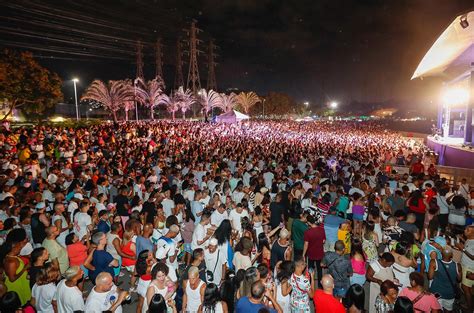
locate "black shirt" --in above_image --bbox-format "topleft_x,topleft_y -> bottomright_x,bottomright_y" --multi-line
115,194 -> 130,216
141,201 -> 156,224
270,202 -> 284,229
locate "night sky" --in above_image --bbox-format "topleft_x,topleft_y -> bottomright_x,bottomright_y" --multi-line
1,0 -> 473,110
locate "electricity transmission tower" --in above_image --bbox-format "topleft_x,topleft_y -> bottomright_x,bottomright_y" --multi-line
155,38 -> 163,79
134,40 -> 144,121
207,39 -> 218,91
174,38 -> 184,89
184,20 -> 203,116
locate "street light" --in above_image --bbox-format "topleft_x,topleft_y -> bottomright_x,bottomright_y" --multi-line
330,101 -> 338,109
72,78 -> 79,120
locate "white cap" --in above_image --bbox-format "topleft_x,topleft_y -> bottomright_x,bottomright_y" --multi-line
47,174 -> 58,184
209,238 -> 218,246
36,202 -> 46,210
74,193 -> 84,200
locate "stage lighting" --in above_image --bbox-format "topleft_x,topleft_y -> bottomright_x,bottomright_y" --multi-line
460,15 -> 469,29
330,101 -> 338,109
441,88 -> 469,106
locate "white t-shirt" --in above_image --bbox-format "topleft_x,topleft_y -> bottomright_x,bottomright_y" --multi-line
233,251 -> 251,271
161,198 -> 175,217
156,237 -> 178,271
55,279 -> 85,313
210,210 -> 228,227
74,212 -> 91,241
229,209 -> 249,232
96,202 -> 106,213
85,284 -> 122,313
191,223 -> 209,250
263,171 -> 274,189
52,214 -> 69,247
461,239 -> 474,270
204,248 -> 226,283
32,282 -> 57,313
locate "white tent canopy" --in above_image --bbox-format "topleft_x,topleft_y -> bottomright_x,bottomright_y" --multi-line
412,11 -> 474,80
215,110 -> 250,123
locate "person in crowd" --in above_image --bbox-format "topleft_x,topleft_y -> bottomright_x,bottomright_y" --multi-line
198,283 -> 228,312
0,228 -> 31,305
182,266 -> 206,313
399,272 -> 441,312
147,293 -> 177,313
85,231 -> 118,283
144,262 -> 176,313
31,262 -> 60,313
291,209 -> 308,259
42,225 -> 69,274
459,224 -> 474,312
233,236 -> 256,271
350,237 -> 367,286
204,238 -> 226,285
52,202 -> 69,247
344,283 -> 365,313
313,274 -> 345,313
367,252 -> 395,312
28,247 -> 49,289
394,296 -> 415,313
321,240 -> 352,298
289,258 -> 314,312
270,228 -> 292,269
237,267 -> 260,299
235,281 -> 282,313
302,214 -> 325,286
85,272 -> 129,313
374,280 -> 399,313
0,291 -> 35,313
55,266 -> 85,313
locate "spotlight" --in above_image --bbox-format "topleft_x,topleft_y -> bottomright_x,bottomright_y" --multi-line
460,15 -> 469,29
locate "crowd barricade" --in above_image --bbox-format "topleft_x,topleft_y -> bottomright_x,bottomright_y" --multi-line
383,164 -> 474,186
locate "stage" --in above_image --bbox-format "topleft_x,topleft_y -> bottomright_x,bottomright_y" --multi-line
427,135 -> 474,169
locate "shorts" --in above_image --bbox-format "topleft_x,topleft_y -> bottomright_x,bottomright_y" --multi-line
353,214 -> 364,221
462,266 -> 474,287
448,214 -> 466,226
80,265 -> 89,278
113,257 -> 122,277
438,298 -> 454,311
333,287 -> 347,297
184,243 -> 193,254
137,278 -> 151,298
350,273 -> 366,286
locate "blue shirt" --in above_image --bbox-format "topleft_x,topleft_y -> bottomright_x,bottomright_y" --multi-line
324,214 -> 345,242
136,236 -> 154,256
97,220 -> 110,233
236,297 -> 277,313
90,250 -> 115,283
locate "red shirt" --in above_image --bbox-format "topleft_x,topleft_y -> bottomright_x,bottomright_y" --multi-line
303,226 -> 326,260
409,198 -> 426,214
313,289 -> 345,313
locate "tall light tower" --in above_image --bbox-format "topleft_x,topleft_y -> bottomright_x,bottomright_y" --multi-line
72,78 -> 79,120
184,20 -> 203,117
134,40 -> 144,121
155,38 -> 163,79
174,38 -> 184,89
207,39 -> 218,91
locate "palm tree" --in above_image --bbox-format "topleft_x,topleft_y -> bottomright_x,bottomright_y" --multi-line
174,87 -> 195,119
236,91 -> 261,114
198,89 -> 222,119
134,76 -> 167,120
123,99 -> 135,121
218,92 -> 237,113
81,79 -> 134,122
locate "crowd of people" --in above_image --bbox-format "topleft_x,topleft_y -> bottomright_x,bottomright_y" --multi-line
0,120 -> 472,313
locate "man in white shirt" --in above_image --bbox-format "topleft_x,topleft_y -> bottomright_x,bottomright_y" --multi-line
156,224 -> 180,282
161,188 -> 175,217
85,272 -> 128,313
204,238 -> 227,284
192,212 -> 213,251
56,266 -> 85,313
211,204 -> 229,227
229,203 -> 249,233
263,169 -> 274,189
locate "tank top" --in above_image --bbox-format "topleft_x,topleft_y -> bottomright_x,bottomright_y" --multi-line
4,256 -> 31,305
121,241 -> 136,266
351,258 -> 366,275
270,240 -> 287,269
31,213 -> 47,244
142,282 -> 168,313
276,281 -> 290,312
202,301 -> 224,313
186,280 -> 204,312
430,259 -> 457,299
352,204 -> 365,216
106,233 -> 121,260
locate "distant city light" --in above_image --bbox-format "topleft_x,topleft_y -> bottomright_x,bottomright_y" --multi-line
72,78 -> 79,82
441,88 -> 469,106
304,101 -> 309,106
330,101 -> 338,109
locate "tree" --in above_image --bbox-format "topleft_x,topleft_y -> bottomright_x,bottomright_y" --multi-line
0,49 -> 63,121
218,92 -> 237,113
81,79 -> 134,122
174,87 -> 195,119
235,91 -> 261,114
250,92 -> 299,117
134,76 -> 167,120
198,88 -> 222,119
123,99 -> 135,121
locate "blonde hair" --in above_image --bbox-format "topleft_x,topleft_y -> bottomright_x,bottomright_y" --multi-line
36,262 -> 60,285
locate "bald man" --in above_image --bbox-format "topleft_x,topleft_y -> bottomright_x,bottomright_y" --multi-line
85,272 -> 128,313
42,225 -> 69,274
428,246 -> 461,312
136,223 -> 155,255
313,274 -> 345,313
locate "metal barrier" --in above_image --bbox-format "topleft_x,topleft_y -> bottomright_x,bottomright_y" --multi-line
387,164 -> 474,186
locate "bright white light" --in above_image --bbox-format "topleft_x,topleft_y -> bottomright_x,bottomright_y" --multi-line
72,78 -> 79,83
330,101 -> 338,109
441,88 -> 469,106
50,116 -> 65,122
303,101 -> 309,106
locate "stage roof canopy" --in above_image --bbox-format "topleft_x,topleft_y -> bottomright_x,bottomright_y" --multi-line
412,11 -> 474,81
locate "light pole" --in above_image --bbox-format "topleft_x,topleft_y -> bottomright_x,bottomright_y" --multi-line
72,78 -> 79,120
262,98 -> 266,119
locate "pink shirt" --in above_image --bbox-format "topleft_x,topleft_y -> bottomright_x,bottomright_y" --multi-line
351,258 -> 366,275
399,288 -> 441,312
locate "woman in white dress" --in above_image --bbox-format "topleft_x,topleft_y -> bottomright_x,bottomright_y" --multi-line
198,283 -> 228,313
274,260 -> 293,313
143,263 -> 176,313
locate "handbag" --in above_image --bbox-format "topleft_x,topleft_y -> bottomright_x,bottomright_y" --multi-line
206,250 -> 220,283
